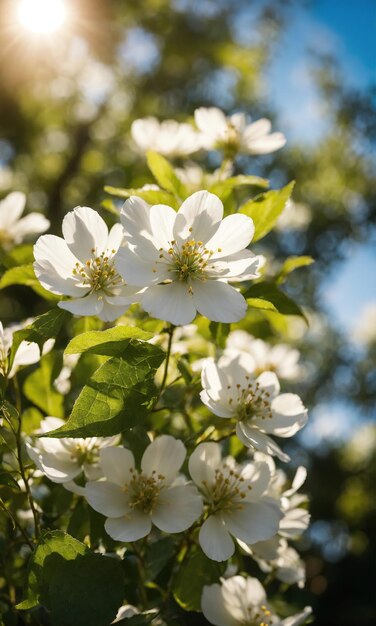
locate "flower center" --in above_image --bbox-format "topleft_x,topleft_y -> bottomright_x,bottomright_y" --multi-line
157,238 -> 218,283
71,441 -> 99,466
227,379 -> 273,422
125,469 -> 165,515
244,605 -> 273,626
72,248 -> 124,294
201,465 -> 252,514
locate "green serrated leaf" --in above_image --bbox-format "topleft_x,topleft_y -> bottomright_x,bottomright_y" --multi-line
239,181 -> 295,242
276,255 -> 314,284
45,342 -> 165,438
23,351 -> 64,417
104,185 -> 176,207
0,264 -> 58,301
9,308 -> 70,369
172,549 -> 225,612
65,326 -> 154,356
245,282 -> 307,322
146,151 -> 186,198
209,174 -> 269,201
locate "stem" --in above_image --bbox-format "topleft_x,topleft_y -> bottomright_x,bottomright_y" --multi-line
154,324 -> 175,407
12,377 -> 40,540
0,499 -> 33,550
131,542 -> 148,609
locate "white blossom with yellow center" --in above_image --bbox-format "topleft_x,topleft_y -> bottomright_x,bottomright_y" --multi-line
34,206 -> 139,321
115,190 -> 261,325
0,191 -> 49,251
202,575 -> 312,626
189,442 -> 282,562
26,417 -> 120,484
200,353 -> 308,462
84,436 -> 203,542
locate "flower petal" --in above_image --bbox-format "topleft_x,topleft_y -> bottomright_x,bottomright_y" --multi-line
236,423 -> 290,462
62,206 -> 108,262
192,281 -> 247,323
58,293 -> 104,317
205,214 -> 255,257
115,245 -> 160,286
200,389 -> 234,418
256,371 -> 280,398
152,484 -> 202,533
26,445 -> 81,483
149,204 -> 176,248
281,607 -> 312,626
85,481 -> 130,517
201,583 -> 238,626
0,192 -> 26,226
266,393 -> 308,437
13,213 -> 50,240
105,511 -> 152,542
141,435 -> 186,483
173,191 -> 223,244
34,235 -> 86,296
199,515 -> 235,561
222,500 -> 282,544
142,282 -> 197,325
99,447 -> 135,486
188,442 -> 222,487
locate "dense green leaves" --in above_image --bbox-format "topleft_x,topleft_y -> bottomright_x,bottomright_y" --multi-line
17,530 -> 124,626
23,351 -> 64,417
144,537 -> 176,581
65,326 -> 153,356
240,181 -> 295,242
46,341 -> 165,437
173,549 -> 225,611
146,151 -> 186,199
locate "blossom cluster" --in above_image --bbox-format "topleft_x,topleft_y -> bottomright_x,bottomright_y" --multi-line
0,107 -> 312,626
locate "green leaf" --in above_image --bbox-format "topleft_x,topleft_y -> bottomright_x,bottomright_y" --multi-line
45,342 -> 165,438
0,471 -> 21,490
245,282 -> 307,322
65,326 -> 154,356
209,174 -> 269,201
17,530 -> 88,610
239,181 -> 295,242
0,264 -> 58,301
277,255 -> 314,284
144,537 -> 175,581
209,321 -> 231,349
48,552 -> 124,626
104,185 -> 176,207
23,352 -> 64,417
247,297 -> 278,312
146,151 -> 186,198
173,549 -> 225,611
9,308 -> 70,369
17,530 -> 125,626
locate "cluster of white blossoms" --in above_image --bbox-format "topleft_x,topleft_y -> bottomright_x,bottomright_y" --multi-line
0,106 -> 313,625
131,106 -> 286,158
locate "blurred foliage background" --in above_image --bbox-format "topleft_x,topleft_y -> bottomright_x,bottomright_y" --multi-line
0,0 -> 375,624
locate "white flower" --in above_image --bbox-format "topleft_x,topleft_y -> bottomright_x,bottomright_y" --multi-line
175,162 -> 233,192
194,107 -> 286,156
115,190 -> 261,325
188,442 -> 282,561
225,330 -> 301,381
131,117 -> 201,157
200,353 -> 308,462
0,191 -> 50,250
34,206 -> 139,321
84,435 -> 203,542
26,417 -> 120,484
0,319 -> 53,378
201,575 -> 312,626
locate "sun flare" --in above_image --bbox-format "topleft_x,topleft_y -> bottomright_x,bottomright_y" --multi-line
17,0 -> 66,34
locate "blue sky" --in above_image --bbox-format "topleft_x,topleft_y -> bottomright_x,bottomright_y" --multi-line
266,0 -> 376,333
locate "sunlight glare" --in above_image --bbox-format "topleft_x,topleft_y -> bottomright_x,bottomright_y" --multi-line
17,0 -> 66,35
